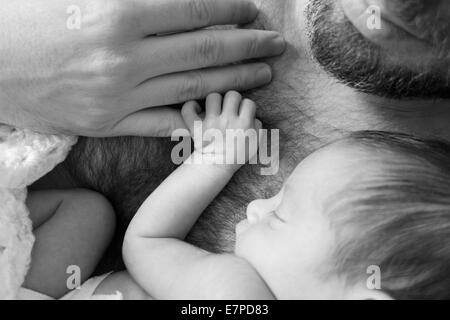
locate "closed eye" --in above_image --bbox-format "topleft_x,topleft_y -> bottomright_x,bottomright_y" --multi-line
268,211 -> 286,229
273,211 -> 286,223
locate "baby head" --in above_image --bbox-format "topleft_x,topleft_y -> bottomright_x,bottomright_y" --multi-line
235,131 -> 450,300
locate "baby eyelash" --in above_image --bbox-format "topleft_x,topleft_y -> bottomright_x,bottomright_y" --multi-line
272,211 -> 286,223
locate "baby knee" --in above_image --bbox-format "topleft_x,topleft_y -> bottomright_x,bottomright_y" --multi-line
69,189 -> 116,239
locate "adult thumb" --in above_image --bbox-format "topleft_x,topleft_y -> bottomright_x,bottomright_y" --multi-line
106,107 -> 188,137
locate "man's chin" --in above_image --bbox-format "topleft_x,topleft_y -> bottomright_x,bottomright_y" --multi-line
307,0 -> 450,100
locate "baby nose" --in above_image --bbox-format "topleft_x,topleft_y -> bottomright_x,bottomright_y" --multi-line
246,199 -> 269,223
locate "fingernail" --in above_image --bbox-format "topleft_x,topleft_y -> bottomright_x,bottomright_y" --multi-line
275,36 -> 286,49
269,33 -> 286,53
255,65 -> 273,84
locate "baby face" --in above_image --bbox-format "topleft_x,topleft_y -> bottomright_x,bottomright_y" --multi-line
235,142 -> 366,299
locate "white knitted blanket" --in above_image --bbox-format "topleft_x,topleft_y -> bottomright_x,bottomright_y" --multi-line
0,125 -> 77,299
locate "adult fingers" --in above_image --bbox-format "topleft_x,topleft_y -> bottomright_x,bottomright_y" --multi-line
129,63 -> 272,111
104,107 -> 187,137
131,0 -> 258,36
132,29 -> 285,82
182,101 -> 202,133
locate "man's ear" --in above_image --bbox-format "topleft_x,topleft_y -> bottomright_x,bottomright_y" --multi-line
346,286 -> 394,300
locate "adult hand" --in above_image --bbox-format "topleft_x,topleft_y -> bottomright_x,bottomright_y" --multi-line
0,0 -> 285,137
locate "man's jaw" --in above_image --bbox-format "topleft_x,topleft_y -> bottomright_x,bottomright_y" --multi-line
308,0 -> 450,99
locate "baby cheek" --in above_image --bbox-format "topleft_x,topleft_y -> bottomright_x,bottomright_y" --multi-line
236,224 -> 267,255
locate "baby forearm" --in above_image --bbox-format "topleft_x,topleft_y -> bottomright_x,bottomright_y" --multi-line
123,237 -> 210,299
127,156 -> 235,240
124,153 -> 237,298
124,91 -> 261,299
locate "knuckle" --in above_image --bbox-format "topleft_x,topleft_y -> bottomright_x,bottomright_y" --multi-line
176,72 -> 205,101
187,0 -> 213,25
87,50 -> 130,91
194,34 -> 224,65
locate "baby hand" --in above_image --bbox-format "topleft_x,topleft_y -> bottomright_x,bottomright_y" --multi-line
182,91 -> 262,172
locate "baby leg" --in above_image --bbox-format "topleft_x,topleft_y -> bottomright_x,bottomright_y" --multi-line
23,189 -> 116,298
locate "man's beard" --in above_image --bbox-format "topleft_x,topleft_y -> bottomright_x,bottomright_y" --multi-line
306,0 -> 450,99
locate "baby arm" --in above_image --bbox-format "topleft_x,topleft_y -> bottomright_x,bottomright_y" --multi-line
124,91 -> 272,299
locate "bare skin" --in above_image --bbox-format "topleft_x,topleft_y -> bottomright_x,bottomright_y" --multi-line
0,0 -> 285,137
32,0 -> 450,268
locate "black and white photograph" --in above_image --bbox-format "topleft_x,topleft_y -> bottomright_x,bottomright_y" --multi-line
1,0 -> 450,308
